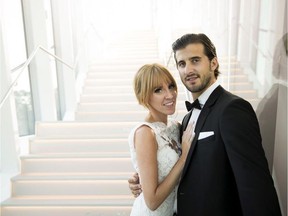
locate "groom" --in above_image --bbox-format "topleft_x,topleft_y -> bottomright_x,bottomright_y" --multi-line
128,33 -> 282,215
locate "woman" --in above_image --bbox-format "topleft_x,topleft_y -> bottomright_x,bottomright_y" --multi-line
128,63 -> 194,215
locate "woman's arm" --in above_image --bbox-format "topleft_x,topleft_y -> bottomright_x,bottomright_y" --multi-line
134,123 -> 193,210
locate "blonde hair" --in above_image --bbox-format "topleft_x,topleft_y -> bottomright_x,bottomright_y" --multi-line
133,63 -> 178,108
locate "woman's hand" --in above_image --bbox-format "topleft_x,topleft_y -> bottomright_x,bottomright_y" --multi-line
128,172 -> 142,197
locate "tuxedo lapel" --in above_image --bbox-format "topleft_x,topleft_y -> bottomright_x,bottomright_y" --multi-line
194,86 -> 224,133
180,86 -> 225,180
182,110 -> 192,131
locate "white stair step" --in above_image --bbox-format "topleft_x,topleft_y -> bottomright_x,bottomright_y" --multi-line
1,195 -> 133,206
91,57 -> 162,66
220,68 -> 245,75
108,45 -> 157,50
110,47 -> 157,52
86,72 -> 135,79
220,75 -> 250,83
77,102 -> 145,112
83,79 -> 253,93
106,53 -> 159,59
88,63 -> 161,72
29,138 -> 129,154
75,110 -> 186,122
76,102 -> 187,112
21,155 -> 134,174
106,50 -> 159,56
1,196 -> 133,216
82,86 -> 134,94
75,111 -> 149,122
82,86 -> 190,96
82,84 -> 255,95
230,90 -> 258,99
11,176 -> 131,196
110,40 -> 157,45
111,43 -> 157,48
85,78 -> 133,86
35,122 -> 135,138
77,93 -> 256,111
221,82 -> 255,91
14,172 -> 134,179
2,206 -> 132,216
107,51 -> 158,56
85,72 -> 249,81
79,92 -> 187,103
84,77 -> 183,87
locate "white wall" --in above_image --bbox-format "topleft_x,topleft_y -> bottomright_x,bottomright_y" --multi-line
238,0 -> 287,214
0,0 -> 20,201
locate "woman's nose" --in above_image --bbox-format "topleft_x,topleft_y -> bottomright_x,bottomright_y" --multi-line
165,89 -> 174,99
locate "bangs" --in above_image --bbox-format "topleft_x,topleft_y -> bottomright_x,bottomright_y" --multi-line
148,66 -> 177,92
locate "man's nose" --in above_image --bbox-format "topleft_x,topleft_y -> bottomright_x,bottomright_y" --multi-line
184,63 -> 194,74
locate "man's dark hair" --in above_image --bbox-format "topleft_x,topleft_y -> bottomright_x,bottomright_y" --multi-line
172,33 -> 220,78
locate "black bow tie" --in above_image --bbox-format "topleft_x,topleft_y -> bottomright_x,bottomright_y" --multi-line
185,99 -> 202,111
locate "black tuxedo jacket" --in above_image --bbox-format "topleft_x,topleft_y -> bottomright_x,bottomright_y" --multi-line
177,86 -> 281,216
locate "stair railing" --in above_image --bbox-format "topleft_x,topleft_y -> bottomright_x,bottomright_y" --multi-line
0,23 -> 105,111
238,23 -> 274,60
0,45 -> 74,110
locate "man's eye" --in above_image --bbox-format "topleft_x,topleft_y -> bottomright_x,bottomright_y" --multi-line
178,62 -> 185,67
192,58 -> 200,63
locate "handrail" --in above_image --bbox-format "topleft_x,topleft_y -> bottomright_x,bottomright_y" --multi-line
238,23 -> 274,60
165,50 -> 174,68
73,23 -> 104,70
0,45 -> 74,109
11,62 -> 25,73
1,23 -> 105,110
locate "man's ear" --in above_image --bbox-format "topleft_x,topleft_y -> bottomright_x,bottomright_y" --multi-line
210,57 -> 218,71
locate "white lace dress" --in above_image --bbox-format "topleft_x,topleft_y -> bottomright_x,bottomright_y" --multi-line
128,120 -> 181,216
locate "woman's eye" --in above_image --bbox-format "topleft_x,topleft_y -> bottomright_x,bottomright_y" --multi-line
169,84 -> 176,89
154,88 -> 162,93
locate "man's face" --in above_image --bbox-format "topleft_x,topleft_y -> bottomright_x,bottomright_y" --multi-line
175,43 -> 218,98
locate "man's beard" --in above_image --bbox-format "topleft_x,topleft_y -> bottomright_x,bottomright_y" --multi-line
185,75 -> 212,93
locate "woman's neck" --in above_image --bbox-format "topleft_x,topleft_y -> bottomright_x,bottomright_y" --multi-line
145,113 -> 167,125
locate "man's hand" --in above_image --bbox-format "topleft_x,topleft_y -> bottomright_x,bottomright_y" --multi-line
128,172 -> 142,197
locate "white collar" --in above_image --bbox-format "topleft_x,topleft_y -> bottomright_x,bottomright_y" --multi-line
197,81 -> 220,107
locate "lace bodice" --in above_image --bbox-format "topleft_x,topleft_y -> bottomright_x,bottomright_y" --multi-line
128,119 -> 181,216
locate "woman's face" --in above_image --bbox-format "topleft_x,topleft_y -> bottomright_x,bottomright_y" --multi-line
148,81 -> 177,120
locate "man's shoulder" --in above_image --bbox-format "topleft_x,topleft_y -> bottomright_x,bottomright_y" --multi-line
218,86 -> 245,102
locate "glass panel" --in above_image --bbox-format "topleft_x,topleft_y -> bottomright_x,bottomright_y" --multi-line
5,0 -> 26,69
5,0 -> 35,136
13,68 -> 35,135
46,0 -> 61,120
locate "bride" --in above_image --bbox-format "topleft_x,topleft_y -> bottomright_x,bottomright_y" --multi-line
128,63 -> 194,215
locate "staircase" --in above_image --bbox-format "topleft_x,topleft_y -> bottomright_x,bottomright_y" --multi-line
0,30 -> 186,216
1,30 -> 259,216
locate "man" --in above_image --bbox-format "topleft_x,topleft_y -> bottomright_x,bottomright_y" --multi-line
128,33 -> 282,216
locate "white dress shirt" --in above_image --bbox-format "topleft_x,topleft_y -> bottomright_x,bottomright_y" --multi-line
188,81 -> 220,129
